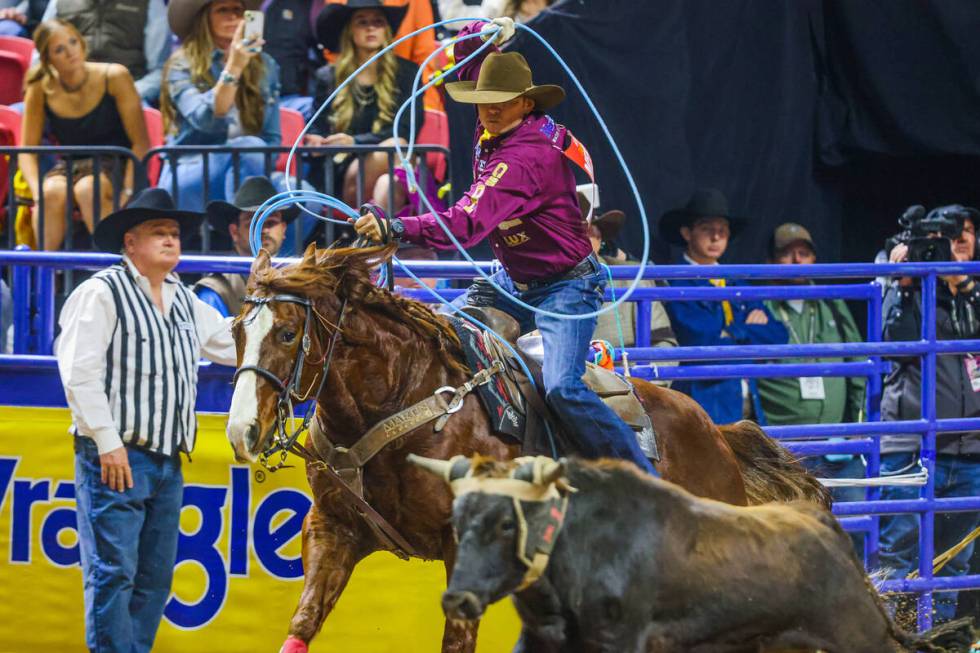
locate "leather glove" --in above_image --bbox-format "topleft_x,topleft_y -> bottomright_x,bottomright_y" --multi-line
481,17 -> 516,45
466,277 -> 500,308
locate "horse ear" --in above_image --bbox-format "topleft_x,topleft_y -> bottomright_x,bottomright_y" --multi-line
301,242 -> 317,265
251,248 -> 272,277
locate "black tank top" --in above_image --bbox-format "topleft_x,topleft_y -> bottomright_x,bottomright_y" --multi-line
44,66 -> 131,149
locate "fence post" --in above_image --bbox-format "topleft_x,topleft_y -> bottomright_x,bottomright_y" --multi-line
917,273 -> 938,631
865,282 -> 883,568
11,244 -> 31,354
33,264 -> 55,355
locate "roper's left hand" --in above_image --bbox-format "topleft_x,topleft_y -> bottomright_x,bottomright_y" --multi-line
481,17 -> 516,45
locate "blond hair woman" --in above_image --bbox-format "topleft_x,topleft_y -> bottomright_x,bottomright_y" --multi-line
20,19 -> 149,250
308,0 -> 423,211
159,0 -> 281,211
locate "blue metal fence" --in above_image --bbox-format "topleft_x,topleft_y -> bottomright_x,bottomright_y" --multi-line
1,250 -> 979,629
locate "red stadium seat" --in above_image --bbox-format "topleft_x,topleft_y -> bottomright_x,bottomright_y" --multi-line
142,106 -> 164,185
416,108 -> 448,182
0,35 -> 34,70
277,106 -> 305,177
0,51 -> 27,105
0,104 -> 21,144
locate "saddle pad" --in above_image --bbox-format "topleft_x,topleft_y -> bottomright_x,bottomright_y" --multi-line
450,317 -> 526,441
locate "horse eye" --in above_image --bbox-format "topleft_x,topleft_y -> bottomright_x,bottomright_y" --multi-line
498,518 -> 516,534
279,329 -> 297,344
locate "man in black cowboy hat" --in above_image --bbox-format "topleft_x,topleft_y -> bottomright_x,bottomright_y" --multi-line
581,184 -> 678,381
352,20 -> 658,475
658,188 -> 787,424
55,188 -> 237,653
194,175 -> 299,317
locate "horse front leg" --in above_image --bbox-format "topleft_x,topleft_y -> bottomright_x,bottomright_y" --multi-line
280,504 -> 363,652
441,530 -> 480,653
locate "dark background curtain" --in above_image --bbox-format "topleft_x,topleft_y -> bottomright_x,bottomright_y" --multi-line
445,0 -> 980,265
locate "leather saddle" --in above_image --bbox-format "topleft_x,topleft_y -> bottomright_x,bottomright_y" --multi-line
459,306 -> 659,460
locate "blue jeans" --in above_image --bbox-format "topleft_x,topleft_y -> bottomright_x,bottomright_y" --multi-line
878,452 -> 980,622
473,259 -> 656,475
0,19 -> 26,36
74,437 -> 183,653
803,455 -> 867,556
157,135 -> 268,211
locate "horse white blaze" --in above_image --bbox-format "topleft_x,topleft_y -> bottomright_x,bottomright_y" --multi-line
227,304 -> 274,460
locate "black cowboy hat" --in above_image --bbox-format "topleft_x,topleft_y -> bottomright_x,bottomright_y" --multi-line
206,176 -> 299,231
658,188 -> 748,247
93,188 -> 204,253
315,0 -> 408,54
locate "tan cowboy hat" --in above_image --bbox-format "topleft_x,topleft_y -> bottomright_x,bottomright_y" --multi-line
168,0 -> 262,41
446,52 -> 565,111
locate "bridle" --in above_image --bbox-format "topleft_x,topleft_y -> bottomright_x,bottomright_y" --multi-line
233,292 -> 347,471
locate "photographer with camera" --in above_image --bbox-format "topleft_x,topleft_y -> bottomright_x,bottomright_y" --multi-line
878,204 -> 980,623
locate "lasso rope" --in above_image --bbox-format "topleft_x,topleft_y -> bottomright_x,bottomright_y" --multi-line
249,16 -> 652,321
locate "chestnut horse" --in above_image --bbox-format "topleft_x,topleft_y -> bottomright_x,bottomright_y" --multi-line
226,244 -> 828,653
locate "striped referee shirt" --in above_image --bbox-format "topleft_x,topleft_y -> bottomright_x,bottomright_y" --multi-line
56,256 -> 237,456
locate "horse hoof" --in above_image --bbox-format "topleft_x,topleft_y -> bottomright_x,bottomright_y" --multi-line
279,636 -> 308,653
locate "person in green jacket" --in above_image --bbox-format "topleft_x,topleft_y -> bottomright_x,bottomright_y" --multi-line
757,223 -> 866,505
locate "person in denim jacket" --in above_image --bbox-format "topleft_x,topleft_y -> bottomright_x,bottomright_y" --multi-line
159,0 -> 281,212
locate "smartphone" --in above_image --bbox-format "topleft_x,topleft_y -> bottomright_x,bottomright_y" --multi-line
243,10 -> 264,47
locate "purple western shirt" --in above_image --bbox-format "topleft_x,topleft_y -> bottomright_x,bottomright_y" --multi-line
399,22 -> 592,284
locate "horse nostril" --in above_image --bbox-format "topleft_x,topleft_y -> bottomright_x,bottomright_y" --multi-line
247,423 -> 260,451
441,591 -> 483,620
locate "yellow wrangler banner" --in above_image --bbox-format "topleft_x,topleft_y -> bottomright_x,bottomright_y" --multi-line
0,407 -> 520,652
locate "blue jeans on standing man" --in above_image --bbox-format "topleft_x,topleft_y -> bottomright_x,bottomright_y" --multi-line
469,257 -> 656,475
877,451 -> 980,622
74,436 -> 183,653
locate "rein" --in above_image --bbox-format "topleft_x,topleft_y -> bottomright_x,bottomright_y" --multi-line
233,292 -> 348,472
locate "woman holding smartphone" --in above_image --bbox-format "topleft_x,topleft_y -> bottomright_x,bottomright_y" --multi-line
159,0 -> 282,212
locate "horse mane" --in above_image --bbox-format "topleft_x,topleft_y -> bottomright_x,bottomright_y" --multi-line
249,244 -> 469,376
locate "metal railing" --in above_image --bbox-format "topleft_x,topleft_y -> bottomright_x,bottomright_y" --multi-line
1,251 -> 978,630
2,143 -> 452,253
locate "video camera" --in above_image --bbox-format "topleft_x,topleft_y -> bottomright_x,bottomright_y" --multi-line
886,204 -> 971,263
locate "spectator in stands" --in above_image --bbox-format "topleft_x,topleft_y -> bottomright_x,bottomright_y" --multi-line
659,188 -> 787,424
262,0 -> 319,120
878,205 -> 980,623
757,222 -> 866,504
159,0 -> 282,212
38,0 -> 170,104
0,0 -> 45,37
437,0 -> 553,29
308,0 -> 424,208
582,184 -> 677,384
194,175 -> 296,316
20,19 -> 149,251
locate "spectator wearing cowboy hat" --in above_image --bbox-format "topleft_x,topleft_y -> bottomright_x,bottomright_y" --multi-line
55,187 -> 236,653
352,20 -> 659,475
307,0 -> 425,211
194,175 -> 299,317
158,0 -> 282,211
581,184 -> 677,385
658,187 -> 787,424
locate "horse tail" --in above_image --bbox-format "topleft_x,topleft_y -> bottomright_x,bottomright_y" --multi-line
718,420 -> 832,508
891,617 -> 976,652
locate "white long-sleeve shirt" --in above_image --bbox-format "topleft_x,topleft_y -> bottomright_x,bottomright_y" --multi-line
56,256 -> 237,454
